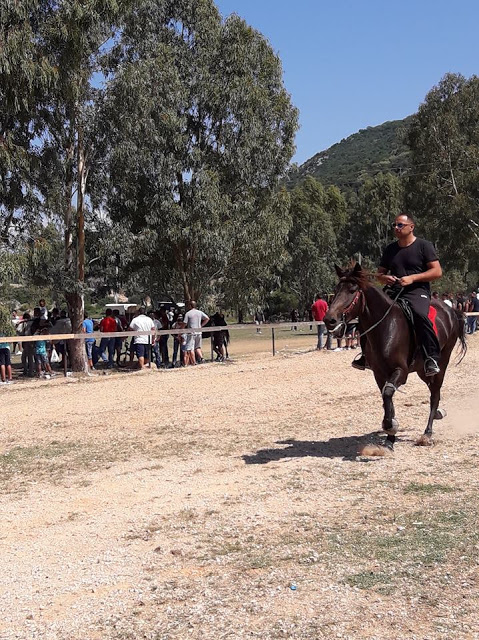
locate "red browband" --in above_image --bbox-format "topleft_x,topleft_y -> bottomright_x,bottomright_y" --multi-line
342,290 -> 362,316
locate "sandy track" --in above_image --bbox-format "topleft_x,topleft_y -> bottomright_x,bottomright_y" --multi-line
1,336 -> 478,639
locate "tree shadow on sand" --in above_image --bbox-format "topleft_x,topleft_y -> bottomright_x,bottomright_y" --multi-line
243,433 -> 397,464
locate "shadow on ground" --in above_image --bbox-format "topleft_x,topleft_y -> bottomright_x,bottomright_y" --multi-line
243,433 -> 394,464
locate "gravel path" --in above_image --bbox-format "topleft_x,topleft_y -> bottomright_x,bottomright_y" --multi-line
1,335 -> 478,639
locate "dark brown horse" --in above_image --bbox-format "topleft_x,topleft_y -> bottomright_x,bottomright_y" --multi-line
324,263 -> 467,450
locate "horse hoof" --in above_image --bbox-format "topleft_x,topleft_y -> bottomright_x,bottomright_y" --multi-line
383,418 -> 399,436
415,434 -> 434,447
434,408 -> 447,420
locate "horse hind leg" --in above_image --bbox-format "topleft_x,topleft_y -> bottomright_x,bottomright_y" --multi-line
416,376 -> 443,446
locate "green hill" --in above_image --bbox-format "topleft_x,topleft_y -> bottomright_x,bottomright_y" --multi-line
287,116 -> 413,190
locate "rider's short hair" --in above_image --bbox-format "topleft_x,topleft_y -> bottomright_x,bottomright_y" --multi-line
398,213 -> 415,224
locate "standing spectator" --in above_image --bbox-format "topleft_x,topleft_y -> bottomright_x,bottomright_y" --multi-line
99,308 -> 117,368
181,301 -> 209,365
50,308 -> 60,326
432,291 -> 439,301
441,293 -> 452,308
467,291 -> 479,334
211,310 -> 229,362
34,327 -> 54,378
152,311 -> 162,368
112,309 -> 125,365
254,309 -> 265,334
290,309 -> 299,331
38,299 -> 49,320
171,314 -> 185,367
129,307 -> 155,369
0,333 -> 13,384
167,307 -> 174,327
311,293 -> 331,350
18,313 -> 35,377
53,310 -> 72,367
82,312 -> 95,369
159,308 -> 170,366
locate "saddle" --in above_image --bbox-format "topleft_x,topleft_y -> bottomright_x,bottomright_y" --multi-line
384,286 -> 438,337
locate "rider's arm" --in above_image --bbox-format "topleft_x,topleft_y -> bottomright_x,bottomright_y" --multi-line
398,260 -> 442,286
375,266 -> 397,285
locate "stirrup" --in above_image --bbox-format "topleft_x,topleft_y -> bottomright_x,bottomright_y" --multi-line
424,357 -> 440,377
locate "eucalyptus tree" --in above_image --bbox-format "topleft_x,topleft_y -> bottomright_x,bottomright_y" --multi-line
0,0 -> 54,244
33,0 -> 129,369
348,172 -> 403,265
283,177 -> 340,308
100,0 -> 298,302
406,73 -> 479,274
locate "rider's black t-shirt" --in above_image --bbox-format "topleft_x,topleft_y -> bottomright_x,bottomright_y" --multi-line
379,237 -> 438,294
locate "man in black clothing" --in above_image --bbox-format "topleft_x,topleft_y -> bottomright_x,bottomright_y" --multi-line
353,213 -> 442,377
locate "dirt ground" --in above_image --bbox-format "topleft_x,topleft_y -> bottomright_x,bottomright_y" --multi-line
1,333 -> 478,640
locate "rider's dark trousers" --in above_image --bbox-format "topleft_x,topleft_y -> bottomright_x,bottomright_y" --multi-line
401,289 -> 440,361
359,288 -> 440,361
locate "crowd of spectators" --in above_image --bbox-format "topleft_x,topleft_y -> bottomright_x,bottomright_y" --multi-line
4,299 -> 229,381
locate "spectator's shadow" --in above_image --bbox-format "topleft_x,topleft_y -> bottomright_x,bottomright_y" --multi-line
243,434 -> 387,464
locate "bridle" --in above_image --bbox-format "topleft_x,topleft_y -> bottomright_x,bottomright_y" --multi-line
328,282 -> 404,339
328,286 -> 364,338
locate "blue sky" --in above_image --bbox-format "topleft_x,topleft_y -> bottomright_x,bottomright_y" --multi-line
216,0 -> 479,165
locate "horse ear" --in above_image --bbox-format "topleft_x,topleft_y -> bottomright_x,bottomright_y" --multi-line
334,264 -> 344,278
353,262 -> 362,273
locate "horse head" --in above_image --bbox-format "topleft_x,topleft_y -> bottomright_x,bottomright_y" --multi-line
324,263 -> 369,335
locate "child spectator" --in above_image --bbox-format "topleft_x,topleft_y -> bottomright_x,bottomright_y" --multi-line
34,327 -> 54,378
0,333 -> 13,384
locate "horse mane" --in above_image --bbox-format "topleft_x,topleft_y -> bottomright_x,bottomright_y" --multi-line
340,263 -> 374,290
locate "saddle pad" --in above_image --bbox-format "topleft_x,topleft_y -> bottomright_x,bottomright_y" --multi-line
428,305 -> 438,336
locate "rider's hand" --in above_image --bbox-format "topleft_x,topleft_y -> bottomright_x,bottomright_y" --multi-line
381,274 -> 399,285
398,275 -> 414,286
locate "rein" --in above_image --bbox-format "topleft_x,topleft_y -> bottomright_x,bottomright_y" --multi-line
356,286 -> 403,338
329,284 -> 404,339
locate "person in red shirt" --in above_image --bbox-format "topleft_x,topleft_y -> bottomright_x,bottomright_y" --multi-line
99,309 -> 117,368
311,293 -> 331,350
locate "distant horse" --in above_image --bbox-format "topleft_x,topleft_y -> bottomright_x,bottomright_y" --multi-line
324,263 -> 467,450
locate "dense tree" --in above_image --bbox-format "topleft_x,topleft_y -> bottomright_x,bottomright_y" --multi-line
32,0 -> 129,369
406,73 -> 479,274
347,172 -> 403,266
0,1 -> 54,244
283,177 -> 341,308
100,0 -> 298,302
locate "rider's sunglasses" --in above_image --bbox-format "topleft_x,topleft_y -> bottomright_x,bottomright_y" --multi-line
391,222 -> 410,229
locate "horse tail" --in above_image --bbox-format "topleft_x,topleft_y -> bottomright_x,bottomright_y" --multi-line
454,309 -> 467,364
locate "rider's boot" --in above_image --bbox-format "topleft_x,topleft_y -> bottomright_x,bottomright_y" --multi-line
351,334 -> 368,370
424,356 -> 440,377
352,352 -> 368,370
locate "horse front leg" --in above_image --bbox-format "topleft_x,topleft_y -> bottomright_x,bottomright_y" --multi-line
379,368 -> 408,450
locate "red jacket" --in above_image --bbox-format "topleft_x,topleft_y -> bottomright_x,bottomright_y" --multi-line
311,299 -> 328,322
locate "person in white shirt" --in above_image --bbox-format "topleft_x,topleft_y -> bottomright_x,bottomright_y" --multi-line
441,293 -> 453,308
129,307 -> 155,368
38,299 -> 49,320
181,301 -> 209,366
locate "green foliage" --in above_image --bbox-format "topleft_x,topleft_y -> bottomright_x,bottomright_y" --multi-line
0,305 -> 15,336
100,0 -> 299,301
406,73 -> 479,274
347,172 -> 404,265
288,118 -> 412,190
282,177 -> 342,307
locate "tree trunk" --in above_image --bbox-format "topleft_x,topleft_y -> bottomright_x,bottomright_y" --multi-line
238,307 -> 244,324
65,291 -> 86,371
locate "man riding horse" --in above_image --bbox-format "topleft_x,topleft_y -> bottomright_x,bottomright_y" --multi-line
352,213 -> 442,377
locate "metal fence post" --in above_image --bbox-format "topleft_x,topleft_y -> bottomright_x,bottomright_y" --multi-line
272,327 -> 276,356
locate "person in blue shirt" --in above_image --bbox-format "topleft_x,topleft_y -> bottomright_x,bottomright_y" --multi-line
34,328 -> 54,378
82,312 -> 95,369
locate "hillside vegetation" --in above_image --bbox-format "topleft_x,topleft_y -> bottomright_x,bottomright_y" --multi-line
288,117 -> 413,189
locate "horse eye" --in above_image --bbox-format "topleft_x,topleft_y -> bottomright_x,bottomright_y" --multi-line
349,286 -> 358,293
